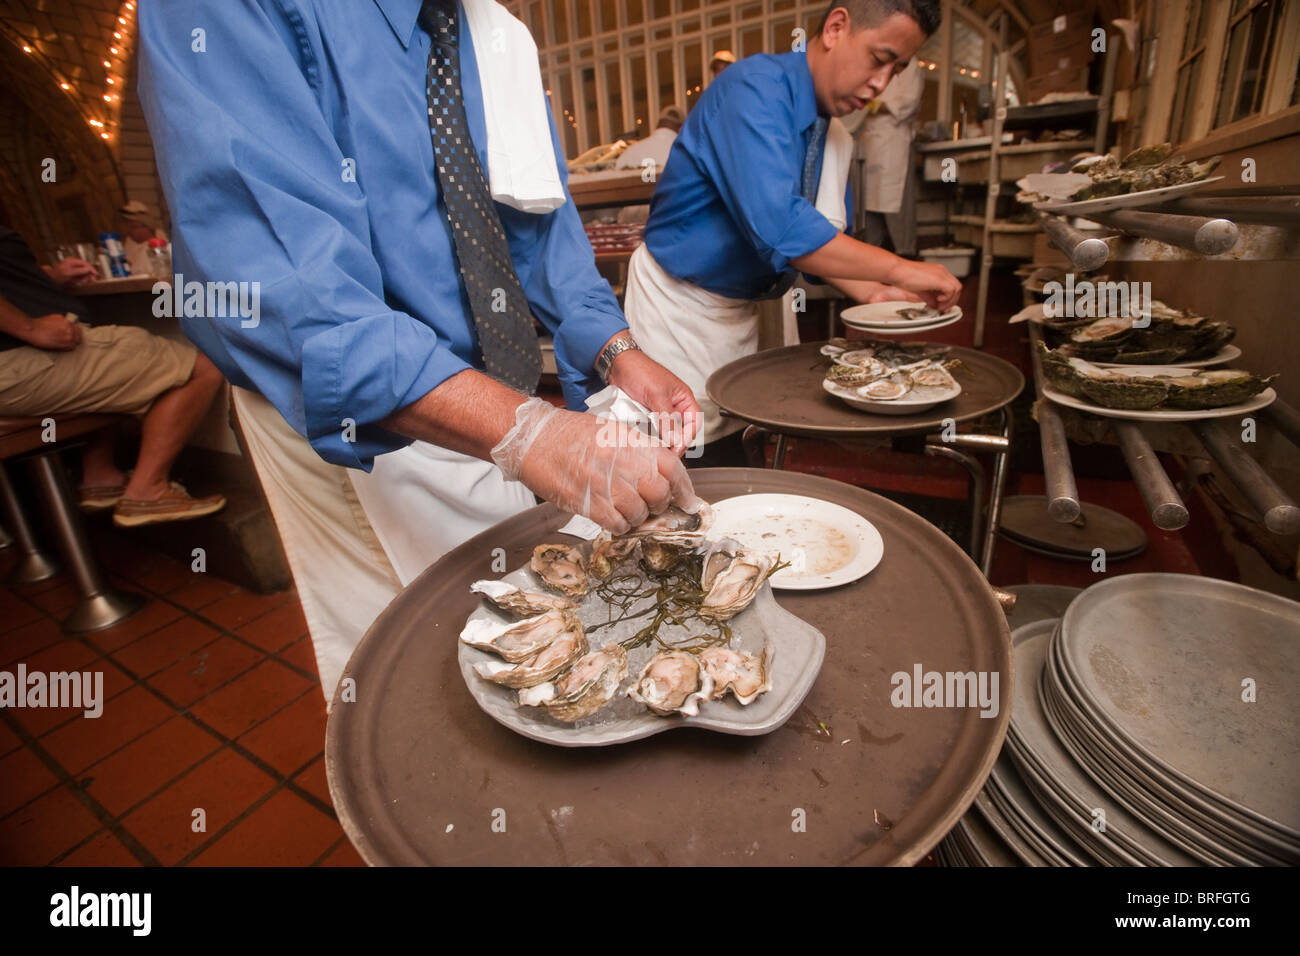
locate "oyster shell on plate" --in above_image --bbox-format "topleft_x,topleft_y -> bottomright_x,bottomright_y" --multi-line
470,580 -> 575,616
588,533 -> 640,579
826,363 -> 883,388
699,645 -> 773,705
626,650 -> 714,717
518,643 -> 629,722
461,608 -> 582,663
908,364 -> 958,390
698,543 -> 779,622
859,374 -> 911,401
474,624 -> 588,688
531,543 -> 589,596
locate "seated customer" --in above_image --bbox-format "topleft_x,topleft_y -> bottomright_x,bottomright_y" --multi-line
0,226 -> 226,526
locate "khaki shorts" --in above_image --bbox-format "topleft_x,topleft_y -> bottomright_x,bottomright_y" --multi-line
0,325 -> 197,418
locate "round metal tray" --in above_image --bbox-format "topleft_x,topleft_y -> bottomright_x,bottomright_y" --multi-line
326,469 -> 1012,866
706,342 -> 1025,439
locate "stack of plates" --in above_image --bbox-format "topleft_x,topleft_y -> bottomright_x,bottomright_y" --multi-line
840,301 -> 962,336
938,577 -> 1300,866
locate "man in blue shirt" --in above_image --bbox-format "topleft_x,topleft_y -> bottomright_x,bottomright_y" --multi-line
627,0 -> 959,465
138,0 -> 701,701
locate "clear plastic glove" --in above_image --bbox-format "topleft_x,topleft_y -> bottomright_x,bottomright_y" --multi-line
492,397 -> 702,534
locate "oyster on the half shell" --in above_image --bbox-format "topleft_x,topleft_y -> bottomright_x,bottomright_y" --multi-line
470,580 -> 575,616
518,643 -> 629,722
531,543 -> 589,596
698,543 -> 778,622
626,650 -> 714,717
699,645 -> 773,705
474,624 -> 588,688
589,533 -> 640,579
626,502 -> 715,547
460,608 -> 582,663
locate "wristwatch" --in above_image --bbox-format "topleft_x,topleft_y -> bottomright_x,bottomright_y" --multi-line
594,334 -> 641,383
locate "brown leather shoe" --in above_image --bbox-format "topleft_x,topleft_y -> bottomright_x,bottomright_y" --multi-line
79,482 -> 127,512
113,481 -> 226,527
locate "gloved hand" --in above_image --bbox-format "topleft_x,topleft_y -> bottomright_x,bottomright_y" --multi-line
492,397 -> 702,534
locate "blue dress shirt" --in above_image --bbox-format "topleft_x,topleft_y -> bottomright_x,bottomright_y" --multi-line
644,51 -> 851,301
137,0 -> 626,469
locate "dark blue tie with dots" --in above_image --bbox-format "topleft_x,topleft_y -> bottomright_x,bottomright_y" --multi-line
801,115 -> 830,202
420,0 -> 542,394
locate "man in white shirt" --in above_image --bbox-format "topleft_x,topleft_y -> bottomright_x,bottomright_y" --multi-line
616,106 -> 685,171
118,200 -> 169,277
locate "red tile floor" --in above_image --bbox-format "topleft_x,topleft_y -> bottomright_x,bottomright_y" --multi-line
0,535 -> 362,866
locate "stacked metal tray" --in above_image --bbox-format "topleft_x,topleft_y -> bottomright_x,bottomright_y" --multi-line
937,576 -> 1300,866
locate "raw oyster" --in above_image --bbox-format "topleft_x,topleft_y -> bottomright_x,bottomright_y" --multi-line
641,540 -> 691,572
531,543 -> 588,596
908,365 -> 958,390
838,352 -> 890,378
471,580 -> 575,616
698,544 -> 778,622
460,609 -> 582,663
860,374 -> 911,401
896,305 -> 943,321
626,650 -> 714,717
627,502 -> 714,547
826,363 -> 882,388
518,643 -> 629,722
1161,369 -> 1275,409
589,533 -> 639,579
699,645 -> 773,705
474,624 -> 588,688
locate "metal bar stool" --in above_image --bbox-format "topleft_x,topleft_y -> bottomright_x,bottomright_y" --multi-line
0,415 -> 145,632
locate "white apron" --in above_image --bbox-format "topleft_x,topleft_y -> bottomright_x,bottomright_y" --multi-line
349,440 -> 535,586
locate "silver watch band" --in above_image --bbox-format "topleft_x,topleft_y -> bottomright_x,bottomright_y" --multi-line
595,335 -> 640,382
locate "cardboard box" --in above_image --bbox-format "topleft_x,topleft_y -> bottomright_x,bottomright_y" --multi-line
1028,6 -> 1098,48
1028,5 -> 1098,75
1025,67 -> 1091,103
1030,46 -> 1094,76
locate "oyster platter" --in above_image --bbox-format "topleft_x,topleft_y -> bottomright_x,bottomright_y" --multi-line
1039,300 -> 1239,366
821,338 -> 962,415
1038,343 -> 1277,420
458,503 -> 827,746
1025,143 -> 1222,214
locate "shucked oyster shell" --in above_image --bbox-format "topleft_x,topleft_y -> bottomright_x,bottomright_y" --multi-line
518,643 -> 629,722
699,645 -> 773,705
626,502 -> 714,547
471,580 -> 575,616
460,609 -> 582,663
531,544 -> 588,596
698,543 -> 778,622
589,533 -> 640,579
626,650 -> 714,717
474,623 -> 588,689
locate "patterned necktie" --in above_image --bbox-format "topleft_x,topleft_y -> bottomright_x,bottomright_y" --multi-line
420,0 -> 541,394
801,115 -> 830,202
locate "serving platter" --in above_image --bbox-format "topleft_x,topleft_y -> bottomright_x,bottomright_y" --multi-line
1040,382 -> 1276,421
1034,176 -> 1224,214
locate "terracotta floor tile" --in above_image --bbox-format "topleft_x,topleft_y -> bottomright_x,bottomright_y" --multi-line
81,716 -> 223,817
23,581 -> 81,616
190,789 -> 342,866
168,575 -> 239,611
3,644 -> 110,738
237,692 -> 325,776
0,746 -> 60,817
120,553 -> 192,594
0,785 -> 101,865
111,615 -> 222,678
19,635 -> 100,675
277,636 -> 320,681
0,595 -> 45,635
192,660 -> 315,741
39,684 -> 173,774
235,600 -> 309,653
55,828 -> 142,866
0,616 -> 64,667
318,837 -> 365,866
86,598 -> 185,654
147,636 -> 264,709
100,657 -> 138,701
291,755 -> 332,809
199,589 -> 292,632
120,748 -> 276,866
0,717 -> 20,757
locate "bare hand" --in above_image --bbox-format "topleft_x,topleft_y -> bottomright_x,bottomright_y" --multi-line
45,258 -> 99,287
605,346 -> 701,455
865,284 -> 926,304
24,314 -> 83,351
885,259 -> 962,310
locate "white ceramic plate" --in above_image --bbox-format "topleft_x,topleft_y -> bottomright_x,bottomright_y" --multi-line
708,493 -> 885,590
1041,383 -> 1276,421
841,314 -> 963,336
1094,344 -> 1241,369
1034,176 -> 1224,215
822,376 -> 961,416
841,301 -> 962,326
